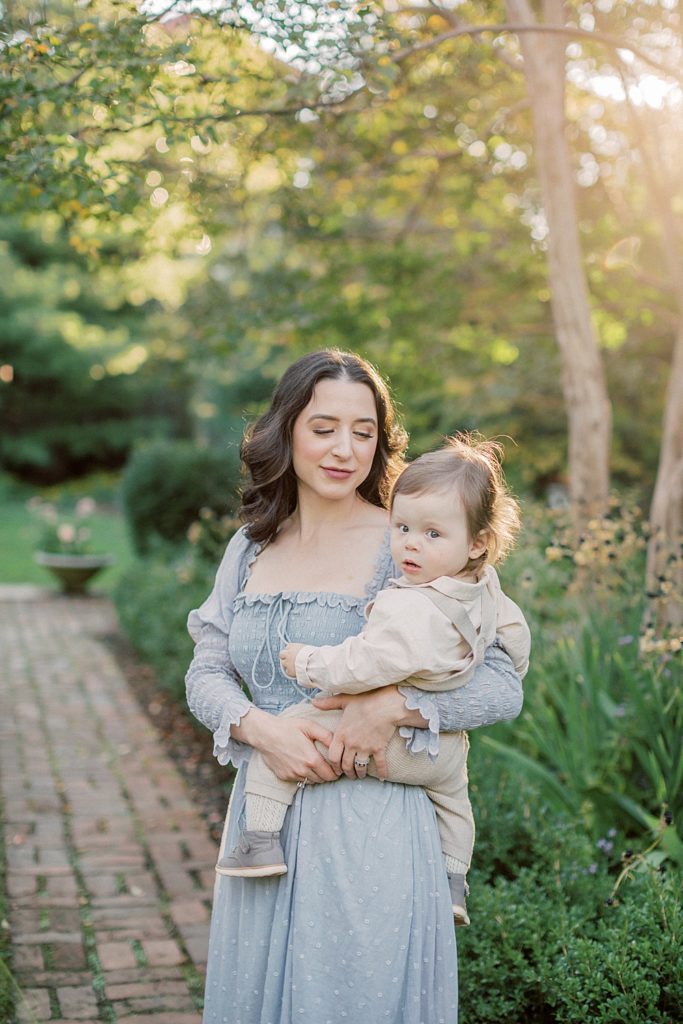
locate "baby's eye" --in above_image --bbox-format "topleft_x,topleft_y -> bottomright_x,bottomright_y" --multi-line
427,529 -> 440,539
395,523 -> 409,534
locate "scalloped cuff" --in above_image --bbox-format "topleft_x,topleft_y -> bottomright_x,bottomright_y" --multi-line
398,685 -> 440,760
295,645 -> 318,689
212,693 -> 254,769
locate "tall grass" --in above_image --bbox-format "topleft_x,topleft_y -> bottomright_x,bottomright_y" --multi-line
493,500 -> 682,862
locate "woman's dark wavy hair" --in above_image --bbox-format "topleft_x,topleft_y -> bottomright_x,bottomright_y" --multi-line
240,349 -> 407,544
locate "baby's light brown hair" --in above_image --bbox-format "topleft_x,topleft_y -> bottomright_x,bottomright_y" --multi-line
391,433 -> 521,572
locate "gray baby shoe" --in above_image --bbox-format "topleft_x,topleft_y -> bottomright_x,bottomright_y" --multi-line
448,873 -> 471,926
216,830 -> 287,878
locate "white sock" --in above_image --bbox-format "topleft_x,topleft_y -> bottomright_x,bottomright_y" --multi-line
246,795 -> 288,832
444,855 -> 469,877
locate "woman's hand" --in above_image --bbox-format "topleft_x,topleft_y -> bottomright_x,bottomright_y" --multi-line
313,686 -> 414,780
234,706 -> 340,785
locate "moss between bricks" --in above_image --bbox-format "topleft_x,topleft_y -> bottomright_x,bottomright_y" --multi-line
0,801 -> 16,1024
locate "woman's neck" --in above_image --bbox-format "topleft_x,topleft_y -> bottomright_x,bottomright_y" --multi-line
286,488 -> 373,545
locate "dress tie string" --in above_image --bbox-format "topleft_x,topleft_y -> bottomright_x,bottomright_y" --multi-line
250,595 -> 316,702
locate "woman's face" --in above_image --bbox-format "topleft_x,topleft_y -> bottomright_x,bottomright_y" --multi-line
291,377 -> 379,502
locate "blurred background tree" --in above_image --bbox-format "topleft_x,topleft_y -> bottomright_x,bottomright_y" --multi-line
0,210 -> 192,481
0,0 -> 680,624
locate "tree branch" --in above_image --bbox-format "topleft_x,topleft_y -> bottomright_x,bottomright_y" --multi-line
392,22 -> 683,85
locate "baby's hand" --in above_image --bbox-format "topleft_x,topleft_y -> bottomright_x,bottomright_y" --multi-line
279,643 -> 305,679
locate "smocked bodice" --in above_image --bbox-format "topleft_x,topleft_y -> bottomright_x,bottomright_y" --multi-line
229,536 -> 393,713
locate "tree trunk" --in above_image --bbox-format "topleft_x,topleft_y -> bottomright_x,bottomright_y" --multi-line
630,102 -> 683,637
646,319 -> 683,636
506,0 -> 611,527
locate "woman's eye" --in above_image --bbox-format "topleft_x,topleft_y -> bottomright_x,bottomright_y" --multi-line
313,429 -> 334,435
354,432 -> 374,440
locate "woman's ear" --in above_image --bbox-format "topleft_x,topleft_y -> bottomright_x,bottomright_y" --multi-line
469,529 -> 489,560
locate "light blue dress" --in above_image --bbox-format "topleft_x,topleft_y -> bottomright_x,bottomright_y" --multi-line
186,527 -> 523,1024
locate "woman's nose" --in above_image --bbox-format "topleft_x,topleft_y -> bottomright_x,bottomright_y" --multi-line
331,432 -> 352,458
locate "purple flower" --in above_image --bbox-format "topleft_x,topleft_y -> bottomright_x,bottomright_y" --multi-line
617,635 -> 634,646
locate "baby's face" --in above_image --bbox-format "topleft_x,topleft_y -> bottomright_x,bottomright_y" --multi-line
390,490 -> 486,585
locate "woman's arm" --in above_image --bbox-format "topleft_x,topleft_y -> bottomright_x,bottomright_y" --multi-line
186,526 -> 271,767
186,528 -> 338,782
233,707 -> 340,785
401,641 -> 523,732
314,641 -> 523,775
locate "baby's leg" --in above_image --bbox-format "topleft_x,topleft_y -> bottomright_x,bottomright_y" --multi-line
216,703 -> 342,878
370,732 -> 474,923
245,702 -> 343,822
377,733 -> 473,864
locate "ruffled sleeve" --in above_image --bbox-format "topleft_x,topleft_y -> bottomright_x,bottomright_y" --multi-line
185,525 -> 256,768
399,640 -> 523,755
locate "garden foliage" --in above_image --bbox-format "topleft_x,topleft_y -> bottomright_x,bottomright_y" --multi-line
120,440 -> 241,554
493,502 -> 682,864
462,745 -> 682,1024
113,510 -> 239,700
1,3 -> 678,496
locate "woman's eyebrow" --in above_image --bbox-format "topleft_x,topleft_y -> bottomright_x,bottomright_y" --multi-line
307,414 -> 377,425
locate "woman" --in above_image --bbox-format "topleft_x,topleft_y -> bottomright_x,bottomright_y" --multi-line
186,350 -> 523,1023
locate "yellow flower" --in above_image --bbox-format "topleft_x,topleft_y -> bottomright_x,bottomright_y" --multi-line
187,522 -> 202,544
545,546 -> 564,562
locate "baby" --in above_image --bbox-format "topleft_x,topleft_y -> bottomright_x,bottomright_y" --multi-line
217,434 -> 530,924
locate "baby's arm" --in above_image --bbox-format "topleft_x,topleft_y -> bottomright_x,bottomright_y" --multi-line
495,592 -> 531,678
280,589 -> 460,695
279,643 -> 305,679
280,627 -> 416,694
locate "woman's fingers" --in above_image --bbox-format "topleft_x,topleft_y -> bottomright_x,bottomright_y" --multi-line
340,744 -> 360,779
352,752 -> 370,779
314,691 -> 398,782
325,733 -> 345,773
258,718 -> 340,784
372,746 -> 388,781
300,722 -> 339,782
302,720 -> 335,749
312,694 -> 348,712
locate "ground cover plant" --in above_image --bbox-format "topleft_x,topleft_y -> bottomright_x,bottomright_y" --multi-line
461,744 -> 681,1023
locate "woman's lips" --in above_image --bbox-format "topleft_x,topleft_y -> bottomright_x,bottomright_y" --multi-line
321,467 -> 353,479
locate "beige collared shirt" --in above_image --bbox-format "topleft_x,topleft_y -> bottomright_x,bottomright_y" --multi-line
294,566 -> 530,695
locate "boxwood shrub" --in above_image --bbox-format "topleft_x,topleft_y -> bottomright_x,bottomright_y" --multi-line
121,440 -> 241,553
458,740 -> 682,1024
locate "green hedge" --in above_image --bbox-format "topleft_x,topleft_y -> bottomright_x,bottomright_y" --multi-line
121,440 -> 241,554
460,742 -> 682,1024
113,553 -> 215,703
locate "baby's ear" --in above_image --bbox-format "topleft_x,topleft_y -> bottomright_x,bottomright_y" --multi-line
469,529 -> 489,560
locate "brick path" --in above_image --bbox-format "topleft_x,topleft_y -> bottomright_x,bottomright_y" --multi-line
1,590 -> 219,1023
